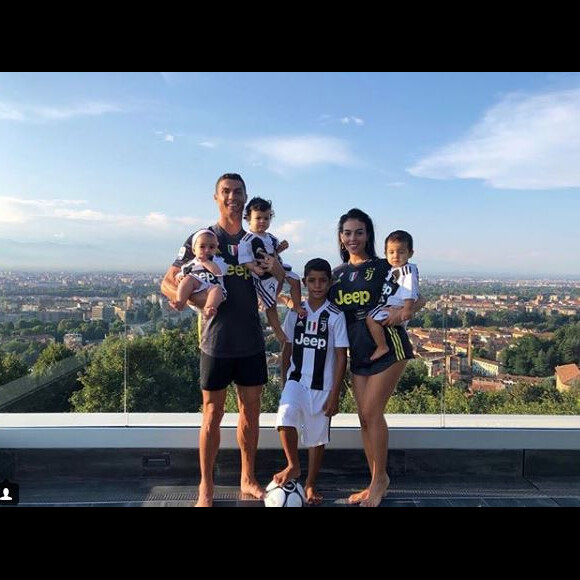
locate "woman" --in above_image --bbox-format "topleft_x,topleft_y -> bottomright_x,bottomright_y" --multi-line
329,209 -> 421,507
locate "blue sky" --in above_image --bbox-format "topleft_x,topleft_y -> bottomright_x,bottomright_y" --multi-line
1,72 -> 579,276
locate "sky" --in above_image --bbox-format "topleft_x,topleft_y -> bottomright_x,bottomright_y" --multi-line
1,71 -> 579,277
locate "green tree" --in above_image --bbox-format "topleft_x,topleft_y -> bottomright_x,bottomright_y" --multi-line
0,353 -> 28,386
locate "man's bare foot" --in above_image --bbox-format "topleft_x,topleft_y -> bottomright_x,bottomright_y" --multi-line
195,484 -> 213,508
241,478 -> 265,500
370,346 -> 389,361
305,484 -> 323,505
273,465 -> 301,487
347,489 -> 370,505
360,475 -> 390,508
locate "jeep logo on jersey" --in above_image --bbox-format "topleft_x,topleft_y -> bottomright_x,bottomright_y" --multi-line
334,290 -> 371,306
306,320 -> 317,334
197,271 -> 217,284
228,245 -> 238,256
295,334 -> 327,350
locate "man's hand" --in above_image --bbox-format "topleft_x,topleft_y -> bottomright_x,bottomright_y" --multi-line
277,240 -> 289,253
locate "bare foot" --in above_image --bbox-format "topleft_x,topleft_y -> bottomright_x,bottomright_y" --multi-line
204,306 -> 218,318
240,478 -> 265,500
370,346 -> 389,361
347,489 -> 370,505
360,475 -> 390,508
273,465 -> 301,487
195,484 -> 213,508
305,484 -> 323,505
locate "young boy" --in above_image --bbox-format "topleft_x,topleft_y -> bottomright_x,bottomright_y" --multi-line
238,197 -> 306,343
367,230 -> 419,361
273,258 -> 349,505
171,229 -> 227,318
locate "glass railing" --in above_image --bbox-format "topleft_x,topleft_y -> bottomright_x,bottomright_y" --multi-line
1,270 -> 579,425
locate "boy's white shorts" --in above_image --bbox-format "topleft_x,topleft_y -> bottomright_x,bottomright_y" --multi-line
275,380 -> 331,448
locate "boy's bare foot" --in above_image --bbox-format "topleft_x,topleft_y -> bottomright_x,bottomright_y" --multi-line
305,484 -> 323,505
370,346 -> 389,361
273,465 -> 301,487
347,489 -> 370,504
204,305 -> 218,318
240,478 -> 265,500
360,475 -> 390,508
195,483 -> 213,508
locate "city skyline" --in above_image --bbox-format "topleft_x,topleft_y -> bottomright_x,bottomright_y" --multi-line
1,72 -> 580,275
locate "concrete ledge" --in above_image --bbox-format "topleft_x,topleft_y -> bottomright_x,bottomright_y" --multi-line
1,414 -> 580,450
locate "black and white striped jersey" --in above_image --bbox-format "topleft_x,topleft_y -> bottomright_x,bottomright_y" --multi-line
283,300 -> 349,391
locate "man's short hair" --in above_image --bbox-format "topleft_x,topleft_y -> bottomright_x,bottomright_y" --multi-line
215,173 -> 246,194
304,258 -> 332,279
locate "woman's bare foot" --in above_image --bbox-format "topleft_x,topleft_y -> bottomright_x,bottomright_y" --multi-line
347,489 -> 370,504
241,478 -> 265,500
273,465 -> 301,487
360,475 -> 390,508
305,484 -> 323,505
370,346 -> 389,361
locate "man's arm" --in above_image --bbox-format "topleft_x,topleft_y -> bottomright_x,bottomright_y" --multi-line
281,341 -> 292,383
259,254 -> 286,282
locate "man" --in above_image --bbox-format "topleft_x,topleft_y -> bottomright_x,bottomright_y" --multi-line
162,173 -> 285,507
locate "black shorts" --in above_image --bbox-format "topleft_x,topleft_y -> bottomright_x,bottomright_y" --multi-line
200,351 -> 268,391
351,325 -> 415,376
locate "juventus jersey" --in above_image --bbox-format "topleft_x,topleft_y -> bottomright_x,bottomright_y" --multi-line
181,256 -> 228,293
378,263 -> 419,308
283,300 -> 349,391
238,231 -> 280,265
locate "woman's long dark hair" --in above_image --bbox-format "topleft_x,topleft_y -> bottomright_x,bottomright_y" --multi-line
338,208 -> 377,263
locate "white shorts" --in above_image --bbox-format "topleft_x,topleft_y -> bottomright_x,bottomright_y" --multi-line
275,380 -> 331,448
253,275 -> 280,309
188,274 -> 211,294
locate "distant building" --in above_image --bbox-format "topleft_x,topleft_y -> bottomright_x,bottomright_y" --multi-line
555,364 -> 580,392
91,305 -> 114,322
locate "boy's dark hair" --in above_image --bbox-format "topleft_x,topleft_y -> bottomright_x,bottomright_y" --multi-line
386,230 -> 414,252
244,197 -> 275,221
215,173 -> 246,194
303,258 -> 332,279
338,208 -> 377,263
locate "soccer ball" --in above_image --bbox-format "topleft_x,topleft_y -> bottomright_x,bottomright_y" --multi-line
264,479 -> 306,508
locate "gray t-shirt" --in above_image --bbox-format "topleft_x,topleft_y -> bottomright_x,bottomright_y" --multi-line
173,224 -> 265,358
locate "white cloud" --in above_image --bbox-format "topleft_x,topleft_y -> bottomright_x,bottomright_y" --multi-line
248,136 -> 357,169
164,134 -> 175,143
341,116 -> 365,126
385,182 -> 406,188
199,141 -> 217,149
276,220 -> 306,243
0,100 -> 123,123
408,88 -> 580,190
0,197 -> 202,230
